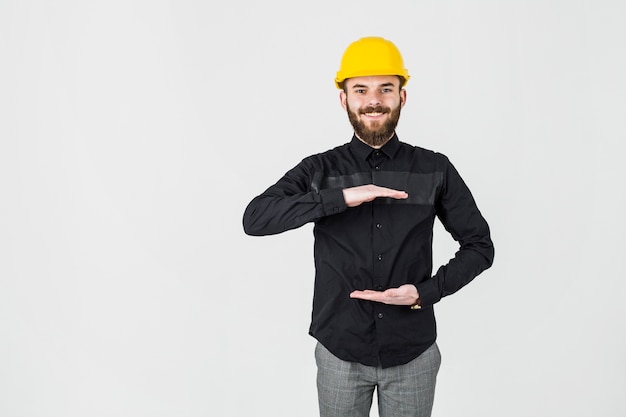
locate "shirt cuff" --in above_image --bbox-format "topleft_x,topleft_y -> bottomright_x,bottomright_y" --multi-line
320,187 -> 347,216
415,279 -> 441,307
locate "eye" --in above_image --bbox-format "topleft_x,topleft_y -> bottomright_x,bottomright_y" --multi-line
355,89 -> 366,94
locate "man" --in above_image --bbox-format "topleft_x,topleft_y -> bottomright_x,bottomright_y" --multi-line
243,36 -> 494,417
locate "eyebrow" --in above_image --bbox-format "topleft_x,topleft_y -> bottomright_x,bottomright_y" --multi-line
350,82 -> 397,89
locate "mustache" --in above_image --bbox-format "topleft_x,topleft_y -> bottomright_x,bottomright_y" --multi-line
359,106 -> 390,114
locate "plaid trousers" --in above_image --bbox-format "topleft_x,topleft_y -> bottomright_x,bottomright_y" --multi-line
315,342 -> 441,417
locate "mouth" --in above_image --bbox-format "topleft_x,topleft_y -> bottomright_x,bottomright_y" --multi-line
360,106 -> 389,119
363,112 -> 384,117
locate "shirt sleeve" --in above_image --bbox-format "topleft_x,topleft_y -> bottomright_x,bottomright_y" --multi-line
416,155 -> 495,306
242,159 -> 347,236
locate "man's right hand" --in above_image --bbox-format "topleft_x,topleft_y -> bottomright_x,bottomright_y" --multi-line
342,184 -> 408,208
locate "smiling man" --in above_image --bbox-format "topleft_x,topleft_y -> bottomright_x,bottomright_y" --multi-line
243,36 -> 494,417
343,75 -> 405,148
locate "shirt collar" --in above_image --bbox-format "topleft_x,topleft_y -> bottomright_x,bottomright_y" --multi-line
349,133 -> 401,160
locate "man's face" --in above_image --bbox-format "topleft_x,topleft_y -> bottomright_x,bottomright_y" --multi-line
340,75 -> 406,148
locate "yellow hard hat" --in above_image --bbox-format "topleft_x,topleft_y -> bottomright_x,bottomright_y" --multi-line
335,37 -> 410,89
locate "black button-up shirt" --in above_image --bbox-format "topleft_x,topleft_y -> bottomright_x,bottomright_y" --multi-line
243,134 -> 494,368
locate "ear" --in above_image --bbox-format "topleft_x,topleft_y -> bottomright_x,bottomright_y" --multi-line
400,89 -> 407,108
339,90 -> 348,110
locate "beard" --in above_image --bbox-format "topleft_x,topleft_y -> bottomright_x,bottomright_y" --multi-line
346,102 -> 402,147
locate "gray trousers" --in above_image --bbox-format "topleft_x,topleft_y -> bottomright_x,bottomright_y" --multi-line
315,342 -> 441,417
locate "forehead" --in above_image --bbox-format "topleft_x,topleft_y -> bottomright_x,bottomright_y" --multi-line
344,75 -> 401,89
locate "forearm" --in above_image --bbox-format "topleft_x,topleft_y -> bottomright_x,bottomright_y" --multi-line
417,238 -> 494,306
243,187 -> 346,236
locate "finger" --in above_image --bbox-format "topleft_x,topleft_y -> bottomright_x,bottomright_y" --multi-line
380,189 -> 408,199
350,290 -> 384,300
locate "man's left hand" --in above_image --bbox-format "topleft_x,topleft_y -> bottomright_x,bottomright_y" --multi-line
350,284 -> 419,306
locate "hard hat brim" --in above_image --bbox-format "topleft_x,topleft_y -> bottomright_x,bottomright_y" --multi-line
335,71 -> 410,89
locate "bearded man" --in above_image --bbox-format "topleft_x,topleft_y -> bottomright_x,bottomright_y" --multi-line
243,36 -> 494,417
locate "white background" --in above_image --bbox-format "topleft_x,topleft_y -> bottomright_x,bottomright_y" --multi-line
1,1 -> 625,416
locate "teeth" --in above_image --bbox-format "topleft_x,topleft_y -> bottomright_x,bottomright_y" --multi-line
365,112 -> 383,116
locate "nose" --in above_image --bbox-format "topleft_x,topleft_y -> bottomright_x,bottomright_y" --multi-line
366,90 -> 382,106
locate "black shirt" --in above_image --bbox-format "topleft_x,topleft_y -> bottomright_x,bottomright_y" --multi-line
243,134 -> 494,368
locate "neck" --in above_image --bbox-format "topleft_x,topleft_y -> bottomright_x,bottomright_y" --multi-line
355,132 -> 395,149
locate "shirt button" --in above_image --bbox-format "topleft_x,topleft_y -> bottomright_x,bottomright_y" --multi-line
376,223 -> 382,229
376,285 -> 383,290
377,313 -> 384,319
377,254 -> 383,261
375,165 -> 381,170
